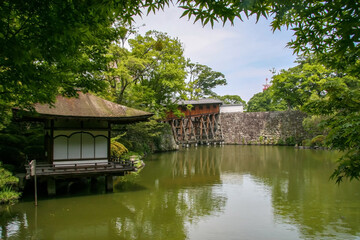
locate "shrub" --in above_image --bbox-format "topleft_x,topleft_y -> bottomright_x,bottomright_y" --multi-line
311,135 -> 326,147
112,120 -> 170,155
302,139 -> 312,147
0,163 -> 20,205
0,187 -> 20,205
303,115 -> 328,136
285,136 -> 296,146
111,141 -> 128,159
0,122 -> 45,171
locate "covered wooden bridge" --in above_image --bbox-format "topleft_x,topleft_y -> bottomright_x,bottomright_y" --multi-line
17,92 -> 152,195
166,99 -> 224,146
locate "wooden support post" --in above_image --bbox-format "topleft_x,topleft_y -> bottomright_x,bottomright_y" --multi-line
105,175 -> 113,192
34,174 -> 38,206
179,119 -> 183,141
89,177 -> 98,192
90,177 -> 98,187
210,114 -> 215,139
170,120 -> 177,143
29,160 -> 38,205
47,178 -> 56,196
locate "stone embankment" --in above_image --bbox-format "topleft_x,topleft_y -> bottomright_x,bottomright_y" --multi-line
221,111 -> 308,145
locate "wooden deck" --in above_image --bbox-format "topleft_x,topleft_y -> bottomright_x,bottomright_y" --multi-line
25,161 -> 137,179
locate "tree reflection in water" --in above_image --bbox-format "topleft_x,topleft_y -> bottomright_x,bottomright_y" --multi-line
1,146 -> 360,240
0,146 -> 226,240
218,145 -> 360,239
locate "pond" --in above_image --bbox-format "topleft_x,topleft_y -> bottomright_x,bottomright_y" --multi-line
1,145 -> 360,240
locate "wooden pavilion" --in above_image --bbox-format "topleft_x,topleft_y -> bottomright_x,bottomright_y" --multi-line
17,92 -> 153,194
166,99 -> 224,146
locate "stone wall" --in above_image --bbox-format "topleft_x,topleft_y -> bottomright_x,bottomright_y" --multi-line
221,111 -> 308,145
155,125 -> 179,152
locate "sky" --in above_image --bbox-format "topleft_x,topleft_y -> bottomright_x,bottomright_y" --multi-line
133,6 -> 297,102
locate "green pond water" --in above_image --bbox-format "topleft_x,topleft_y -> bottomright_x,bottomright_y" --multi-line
1,145 -> 360,240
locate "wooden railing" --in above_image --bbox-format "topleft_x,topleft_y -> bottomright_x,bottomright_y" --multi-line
25,160 -> 135,179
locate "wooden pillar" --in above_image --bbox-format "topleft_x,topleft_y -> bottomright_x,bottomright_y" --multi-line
105,175 -> 113,192
88,177 -> 98,192
108,122 -> 111,162
47,178 -> 56,196
90,177 -> 97,187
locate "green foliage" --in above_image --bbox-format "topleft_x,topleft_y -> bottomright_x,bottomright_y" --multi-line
176,1 -> 359,74
217,95 -> 247,108
331,151 -> 360,184
275,137 -> 296,146
105,31 -> 228,117
0,163 -> 20,204
106,31 -> 187,117
1,0 -> 358,129
310,135 -> 325,147
302,139 -> 311,147
0,122 -> 44,171
113,120 -> 170,155
264,55 -> 360,182
185,62 -> 227,99
269,1 -> 360,75
302,115 -> 328,137
178,0 -> 270,26
0,0 -> 114,127
277,139 -> 285,146
0,187 -> 20,205
270,59 -> 331,110
111,140 -> 128,159
301,74 -> 360,183
121,152 -> 142,161
1,0 -> 358,184
127,31 -> 188,114
247,90 -> 287,112
286,137 -> 295,146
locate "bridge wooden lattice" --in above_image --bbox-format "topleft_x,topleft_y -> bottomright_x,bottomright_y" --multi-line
166,99 -> 224,146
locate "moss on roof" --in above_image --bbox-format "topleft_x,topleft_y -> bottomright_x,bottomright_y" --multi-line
31,92 -> 153,121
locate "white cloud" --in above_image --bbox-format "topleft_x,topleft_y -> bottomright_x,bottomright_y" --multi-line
133,6 -> 297,102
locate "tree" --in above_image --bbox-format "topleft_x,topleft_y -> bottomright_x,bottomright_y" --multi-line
0,163 -> 20,204
106,31 -> 228,116
0,0 -> 120,128
1,0 -> 359,181
106,31 -> 187,117
106,44 -> 148,103
247,90 -> 287,112
185,62 -> 227,99
177,0 -> 359,74
270,58 -> 332,110
129,31 -> 187,109
217,95 -> 247,107
301,75 -> 360,183
1,0 -> 359,128
268,56 -> 360,183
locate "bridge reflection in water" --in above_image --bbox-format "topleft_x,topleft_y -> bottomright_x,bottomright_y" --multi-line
1,146 -> 360,240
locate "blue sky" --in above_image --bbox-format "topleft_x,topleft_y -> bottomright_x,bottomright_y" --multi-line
134,6 -> 297,102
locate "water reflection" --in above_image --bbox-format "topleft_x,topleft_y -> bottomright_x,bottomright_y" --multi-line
1,146 -> 360,240
218,146 -> 360,239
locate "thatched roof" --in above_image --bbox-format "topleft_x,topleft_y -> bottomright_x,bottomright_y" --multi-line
20,92 -> 153,123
